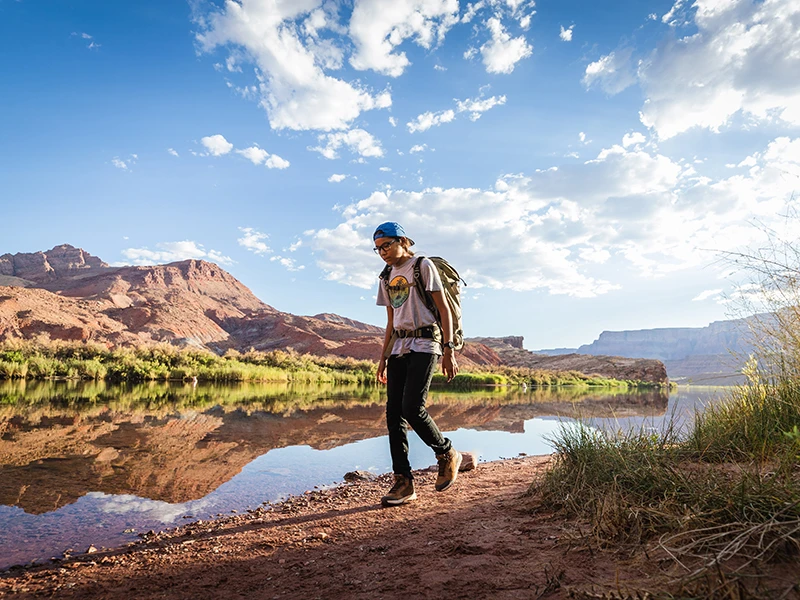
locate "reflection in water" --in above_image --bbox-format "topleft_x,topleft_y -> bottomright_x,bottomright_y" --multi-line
0,380 -> 718,570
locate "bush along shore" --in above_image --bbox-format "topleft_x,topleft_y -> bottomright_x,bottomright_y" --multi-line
0,340 -> 660,387
531,365 -> 800,597
431,367 -> 669,389
0,341 -> 375,384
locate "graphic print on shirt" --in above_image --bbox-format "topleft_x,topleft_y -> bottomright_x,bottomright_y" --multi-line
388,275 -> 411,309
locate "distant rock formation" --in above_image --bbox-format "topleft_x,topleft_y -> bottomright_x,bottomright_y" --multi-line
576,319 -> 757,361
0,244 -> 108,284
535,317 -> 768,384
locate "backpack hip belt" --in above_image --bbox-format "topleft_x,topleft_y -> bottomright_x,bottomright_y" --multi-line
394,325 -> 441,340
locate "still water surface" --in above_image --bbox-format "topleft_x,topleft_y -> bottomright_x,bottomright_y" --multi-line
0,380 -> 726,569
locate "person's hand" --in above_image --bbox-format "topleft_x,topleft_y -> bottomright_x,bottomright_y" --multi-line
377,356 -> 387,384
442,351 -> 458,383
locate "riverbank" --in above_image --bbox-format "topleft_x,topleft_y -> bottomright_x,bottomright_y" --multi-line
0,456 -> 637,599
3,454 -> 795,599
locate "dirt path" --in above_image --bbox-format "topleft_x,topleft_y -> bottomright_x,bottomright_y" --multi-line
0,456 -> 657,599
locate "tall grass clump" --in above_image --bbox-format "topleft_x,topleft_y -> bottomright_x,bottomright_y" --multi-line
687,367 -> 800,462
537,422 -> 698,542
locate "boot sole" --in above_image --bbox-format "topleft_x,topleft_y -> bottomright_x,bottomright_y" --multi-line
435,451 -> 463,492
381,492 -> 417,507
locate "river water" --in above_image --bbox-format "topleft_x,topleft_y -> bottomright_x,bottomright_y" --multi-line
0,380 -> 727,570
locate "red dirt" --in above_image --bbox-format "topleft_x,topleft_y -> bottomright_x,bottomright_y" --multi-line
0,456 -> 672,600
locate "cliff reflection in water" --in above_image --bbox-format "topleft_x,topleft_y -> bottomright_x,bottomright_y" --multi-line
0,380 -> 668,515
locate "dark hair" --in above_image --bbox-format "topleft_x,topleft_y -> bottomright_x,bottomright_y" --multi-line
399,237 -> 415,256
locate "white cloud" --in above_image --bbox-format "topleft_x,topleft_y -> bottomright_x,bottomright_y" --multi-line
622,132 -> 647,147
111,155 -> 137,171
461,2 -> 485,23
167,148 -> 179,157
196,2 -> 392,131
235,145 -> 291,169
237,227 -> 271,255
480,17 -> 532,74
388,116 -> 398,127
348,0 -> 460,77
639,0 -> 800,138
407,109 -> 455,133
201,134 -> 233,157
120,241 -> 234,266
661,0 -> 688,26
72,31 -> 100,50
266,154 -> 290,169
270,255 -> 305,271
559,25 -> 574,42
236,146 -> 270,165
578,247 -> 611,264
579,131 -> 587,144
583,48 -> 636,95
310,136 -> 800,295
455,93 -> 507,121
379,166 -> 392,171
409,144 -> 428,153
328,173 -> 347,182
311,128 -> 384,159
434,64 -> 447,71
692,288 -> 723,302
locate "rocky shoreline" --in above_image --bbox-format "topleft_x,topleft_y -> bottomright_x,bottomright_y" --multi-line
0,455 -> 667,599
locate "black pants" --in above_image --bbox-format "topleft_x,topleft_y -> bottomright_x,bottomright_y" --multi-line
386,351 -> 452,479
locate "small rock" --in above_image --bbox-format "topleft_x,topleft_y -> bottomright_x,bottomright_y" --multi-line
85,545 -> 98,554
459,451 -> 477,472
343,470 -> 375,482
94,447 -> 120,463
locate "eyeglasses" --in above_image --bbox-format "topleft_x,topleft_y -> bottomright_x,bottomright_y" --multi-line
373,239 -> 399,254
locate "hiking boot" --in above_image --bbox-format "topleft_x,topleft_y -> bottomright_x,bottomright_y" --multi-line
381,474 -> 416,507
435,448 -> 463,492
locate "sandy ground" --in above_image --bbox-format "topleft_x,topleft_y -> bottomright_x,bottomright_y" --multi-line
0,455 -> 769,600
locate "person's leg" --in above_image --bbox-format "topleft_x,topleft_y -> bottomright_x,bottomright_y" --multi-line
386,354 -> 413,479
400,352 -> 452,455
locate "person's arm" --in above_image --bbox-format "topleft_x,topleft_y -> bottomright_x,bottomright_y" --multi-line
376,306 -> 394,384
430,290 -> 458,382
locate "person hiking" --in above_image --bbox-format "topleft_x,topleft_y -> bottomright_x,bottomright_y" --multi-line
373,221 -> 462,507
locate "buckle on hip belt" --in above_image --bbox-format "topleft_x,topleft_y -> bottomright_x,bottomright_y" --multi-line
395,325 -> 436,339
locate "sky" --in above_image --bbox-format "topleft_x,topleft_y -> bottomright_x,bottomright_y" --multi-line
2,0 -> 800,350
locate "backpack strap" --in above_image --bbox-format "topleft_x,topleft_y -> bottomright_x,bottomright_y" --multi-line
412,256 -> 439,318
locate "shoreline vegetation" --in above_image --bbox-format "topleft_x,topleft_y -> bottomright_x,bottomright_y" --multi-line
532,374 -> 800,596
0,340 -> 667,389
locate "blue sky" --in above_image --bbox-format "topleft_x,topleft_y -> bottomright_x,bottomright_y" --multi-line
2,0 -> 800,349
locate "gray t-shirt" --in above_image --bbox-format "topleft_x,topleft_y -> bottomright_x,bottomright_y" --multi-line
376,257 -> 443,356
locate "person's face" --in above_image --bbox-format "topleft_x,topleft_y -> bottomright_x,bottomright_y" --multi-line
373,236 -> 407,265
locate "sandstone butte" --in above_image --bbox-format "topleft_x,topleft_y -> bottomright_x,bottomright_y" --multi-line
0,244 -> 667,383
